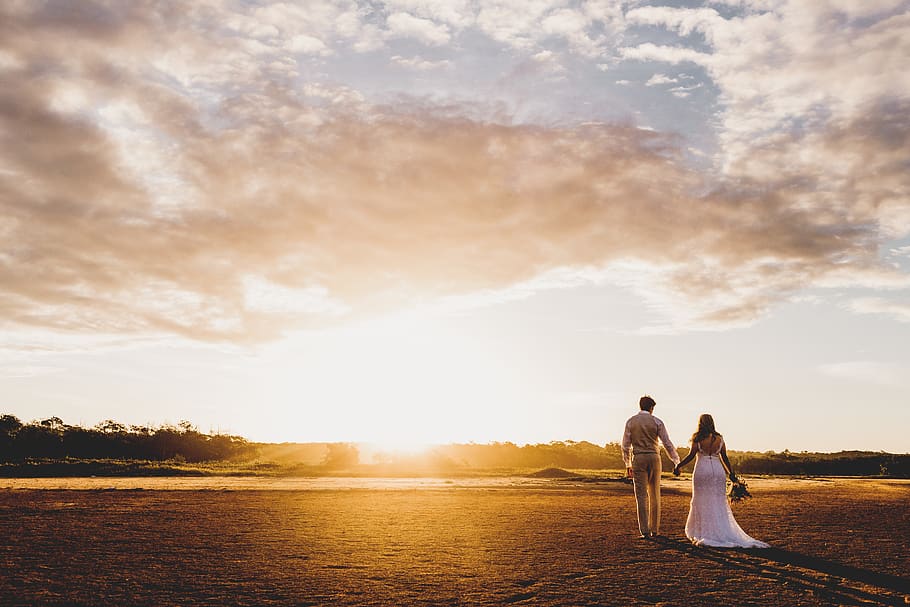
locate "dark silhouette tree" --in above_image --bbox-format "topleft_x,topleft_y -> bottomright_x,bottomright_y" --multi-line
0,414 -> 255,464
38,417 -> 66,431
95,420 -> 127,434
0,414 -> 23,435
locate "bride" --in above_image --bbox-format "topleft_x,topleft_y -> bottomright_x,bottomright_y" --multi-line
674,414 -> 769,548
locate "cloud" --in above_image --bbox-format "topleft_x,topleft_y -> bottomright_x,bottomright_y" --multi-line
818,361 -> 905,386
386,12 -> 451,45
530,50 -> 567,75
847,298 -> 910,323
619,1 -> 910,311
391,54 -> 453,71
540,8 -> 602,56
620,43 -> 712,65
720,98 -> 910,243
645,74 -> 678,86
384,0 -> 475,29
475,0 -> 618,55
626,6 -> 725,41
542,8 -> 590,36
475,1 -> 564,49
286,34 -> 331,56
623,2 -> 910,182
0,1 -> 908,346
2,58 -> 712,342
669,83 -> 702,98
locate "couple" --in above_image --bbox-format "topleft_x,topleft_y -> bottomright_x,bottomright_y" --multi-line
621,395 -> 769,548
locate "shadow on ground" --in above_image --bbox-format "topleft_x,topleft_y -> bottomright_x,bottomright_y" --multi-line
651,536 -> 910,607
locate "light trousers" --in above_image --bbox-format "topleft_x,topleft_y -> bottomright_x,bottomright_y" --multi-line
632,453 -> 661,536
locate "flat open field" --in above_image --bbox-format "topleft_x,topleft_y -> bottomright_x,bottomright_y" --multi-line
1,477 -> 908,606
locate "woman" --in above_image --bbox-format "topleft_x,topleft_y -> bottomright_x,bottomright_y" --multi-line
674,414 -> 769,548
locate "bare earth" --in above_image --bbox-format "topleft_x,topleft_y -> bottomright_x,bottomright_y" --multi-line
0,477 -> 908,606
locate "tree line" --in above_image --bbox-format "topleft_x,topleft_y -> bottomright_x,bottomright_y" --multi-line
2,414 -> 907,477
384,441 -> 909,476
726,449 -> 909,477
0,414 -> 255,463
354,440 -> 908,477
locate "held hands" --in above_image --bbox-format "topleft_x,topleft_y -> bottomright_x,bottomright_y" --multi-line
673,465 -> 681,476
626,467 -> 633,479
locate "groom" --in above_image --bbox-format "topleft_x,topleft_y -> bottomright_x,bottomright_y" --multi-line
621,395 -> 680,539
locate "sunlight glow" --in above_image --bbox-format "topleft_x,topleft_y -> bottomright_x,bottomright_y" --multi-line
258,310 -> 521,447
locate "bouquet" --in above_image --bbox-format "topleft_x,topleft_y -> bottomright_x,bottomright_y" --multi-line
728,475 -> 752,504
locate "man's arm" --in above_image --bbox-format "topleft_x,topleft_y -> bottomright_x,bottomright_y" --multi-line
657,419 -> 680,465
620,419 -> 633,474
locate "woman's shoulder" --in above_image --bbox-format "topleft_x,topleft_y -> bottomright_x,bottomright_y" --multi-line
713,434 -> 725,452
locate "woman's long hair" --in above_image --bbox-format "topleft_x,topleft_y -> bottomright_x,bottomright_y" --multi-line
691,413 -> 722,443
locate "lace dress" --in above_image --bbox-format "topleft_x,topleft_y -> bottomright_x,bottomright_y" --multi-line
684,438 -> 769,548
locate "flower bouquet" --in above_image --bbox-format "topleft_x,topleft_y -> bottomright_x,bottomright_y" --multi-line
728,475 -> 752,504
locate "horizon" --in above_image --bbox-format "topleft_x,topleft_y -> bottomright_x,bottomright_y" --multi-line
2,2 -> 909,454
5,412 -> 909,456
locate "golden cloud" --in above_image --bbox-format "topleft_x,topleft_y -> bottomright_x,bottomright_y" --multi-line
1,2 -> 907,343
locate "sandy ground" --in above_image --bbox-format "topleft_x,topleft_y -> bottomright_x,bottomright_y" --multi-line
0,477 -> 907,606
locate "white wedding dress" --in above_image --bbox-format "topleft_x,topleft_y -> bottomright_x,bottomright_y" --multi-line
685,438 -> 769,548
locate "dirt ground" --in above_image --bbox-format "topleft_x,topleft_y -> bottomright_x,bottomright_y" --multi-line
0,477 -> 907,606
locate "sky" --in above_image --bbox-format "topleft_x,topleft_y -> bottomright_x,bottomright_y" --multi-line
1,0 -> 909,453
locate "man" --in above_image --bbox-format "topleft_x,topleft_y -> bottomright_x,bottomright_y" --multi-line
621,395 -> 680,539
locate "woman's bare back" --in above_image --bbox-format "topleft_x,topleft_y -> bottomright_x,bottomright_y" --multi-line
697,435 -> 723,455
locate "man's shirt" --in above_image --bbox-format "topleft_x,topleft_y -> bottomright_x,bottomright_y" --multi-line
621,410 -> 680,467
